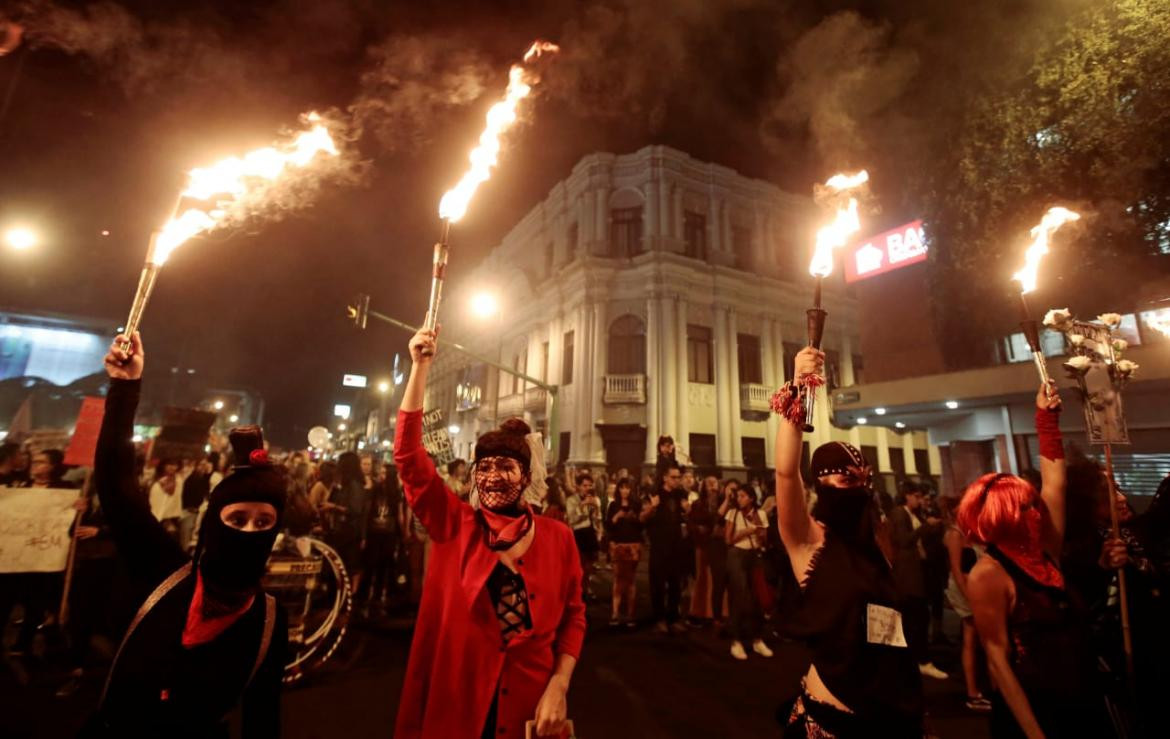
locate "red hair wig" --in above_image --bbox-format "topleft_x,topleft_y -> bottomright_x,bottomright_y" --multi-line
957,473 -> 1042,545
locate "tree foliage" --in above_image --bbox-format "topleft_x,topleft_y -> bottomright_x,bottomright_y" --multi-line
921,0 -> 1170,367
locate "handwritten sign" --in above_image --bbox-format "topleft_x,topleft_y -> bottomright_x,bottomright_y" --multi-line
865,603 -> 908,647
0,487 -> 80,573
421,408 -> 456,467
65,396 -> 106,467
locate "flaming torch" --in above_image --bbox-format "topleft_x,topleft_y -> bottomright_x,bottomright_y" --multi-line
1011,206 -> 1081,395
421,41 -> 559,344
803,170 -> 869,431
118,114 -> 338,350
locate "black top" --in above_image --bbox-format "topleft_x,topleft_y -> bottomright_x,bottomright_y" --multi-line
643,488 -> 687,551
485,561 -> 532,643
605,500 -> 643,543
959,545 -> 978,574
783,533 -> 923,733
984,545 -> 1099,704
87,379 -> 286,739
332,479 -> 370,543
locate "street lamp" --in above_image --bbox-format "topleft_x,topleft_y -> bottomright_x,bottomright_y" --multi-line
377,380 -> 391,394
213,400 -> 225,411
228,414 -> 239,423
4,226 -> 37,251
337,422 -> 347,432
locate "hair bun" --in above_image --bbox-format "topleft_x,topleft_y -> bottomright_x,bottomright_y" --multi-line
229,425 -> 265,464
499,417 -> 532,436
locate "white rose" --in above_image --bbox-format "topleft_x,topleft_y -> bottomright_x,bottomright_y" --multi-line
1043,308 -> 1072,329
1112,338 -> 1128,352
1065,355 -> 1092,372
1098,313 -> 1123,328
1068,334 -> 1086,346
1116,359 -> 1139,375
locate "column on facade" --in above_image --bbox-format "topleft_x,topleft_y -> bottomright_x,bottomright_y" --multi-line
659,296 -> 678,445
594,185 -> 610,256
761,316 -> 779,467
876,427 -> 893,474
578,189 -> 595,254
839,334 -> 856,387
727,309 -> 744,466
590,302 -> 608,463
713,305 -> 733,466
572,303 -> 592,463
645,296 -> 660,464
644,178 -> 658,250
674,296 -> 689,459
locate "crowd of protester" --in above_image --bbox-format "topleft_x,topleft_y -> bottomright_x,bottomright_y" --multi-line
5,382 -> 1170,736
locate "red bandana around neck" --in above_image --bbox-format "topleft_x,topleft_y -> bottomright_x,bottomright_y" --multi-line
996,507 -> 1064,589
182,571 -> 254,648
478,506 -> 534,551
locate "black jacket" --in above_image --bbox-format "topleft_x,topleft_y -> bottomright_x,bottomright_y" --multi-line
86,379 -> 285,739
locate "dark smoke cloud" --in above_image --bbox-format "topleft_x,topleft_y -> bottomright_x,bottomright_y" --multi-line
763,11 -> 918,168
349,33 -> 494,153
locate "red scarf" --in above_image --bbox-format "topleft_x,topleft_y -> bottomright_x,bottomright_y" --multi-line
181,571 -> 254,648
477,506 -> 534,551
997,507 -> 1065,590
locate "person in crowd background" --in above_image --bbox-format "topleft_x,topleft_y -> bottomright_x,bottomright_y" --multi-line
724,485 -> 773,661
566,472 -> 601,602
332,452 -> 371,598
180,458 -> 214,553
685,475 -> 721,624
148,458 -> 183,542
357,465 -> 402,618
0,442 -> 30,486
941,495 -> 990,712
604,477 -> 642,628
641,461 -> 688,635
889,481 -> 948,680
962,382 -> 1110,739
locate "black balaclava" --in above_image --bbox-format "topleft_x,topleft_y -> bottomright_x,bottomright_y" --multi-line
194,427 -> 285,599
810,442 -> 883,561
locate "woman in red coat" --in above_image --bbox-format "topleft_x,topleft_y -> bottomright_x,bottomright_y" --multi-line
394,328 -> 586,739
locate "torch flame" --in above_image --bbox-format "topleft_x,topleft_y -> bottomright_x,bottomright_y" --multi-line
808,170 -> 869,278
1011,206 -> 1081,294
438,41 -> 559,223
152,112 -> 339,265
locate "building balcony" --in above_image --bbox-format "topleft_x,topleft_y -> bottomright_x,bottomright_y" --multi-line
497,393 -> 524,419
524,387 -> 548,413
604,374 -> 646,404
740,383 -> 772,413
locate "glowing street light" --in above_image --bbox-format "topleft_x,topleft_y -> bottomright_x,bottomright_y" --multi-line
213,400 -> 225,411
470,292 -> 500,319
4,227 -> 37,251
337,422 -> 347,432
377,380 -> 391,394
228,414 -> 239,423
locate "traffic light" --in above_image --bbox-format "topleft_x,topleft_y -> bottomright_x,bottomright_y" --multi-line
346,293 -> 370,330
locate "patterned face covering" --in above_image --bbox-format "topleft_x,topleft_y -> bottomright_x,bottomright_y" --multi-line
474,456 -> 528,512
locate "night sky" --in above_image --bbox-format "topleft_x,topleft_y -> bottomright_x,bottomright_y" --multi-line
0,0 -> 1085,445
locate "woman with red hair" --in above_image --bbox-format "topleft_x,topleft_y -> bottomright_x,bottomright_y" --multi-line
960,382 -> 1108,738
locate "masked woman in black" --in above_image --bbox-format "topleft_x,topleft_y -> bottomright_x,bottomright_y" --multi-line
82,333 -> 286,738
772,347 -> 923,737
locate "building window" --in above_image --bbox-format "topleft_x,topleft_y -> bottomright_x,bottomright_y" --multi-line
737,333 -> 762,384
742,437 -> 767,472
610,207 -> 643,258
732,225 -> 752,267
567,223 -> 578,256
512,348 -> 527,394
541,341 -> 550,382
687,324 -> 713,384
914,448 -> 931,477
824,349 -> 840,390
689,433 -> 717,473
558,431 -> 571,465
684,212 -> 706,259
544,242 -> 554,278
608,315 -> 646,374
782,342 -> 803,383
852,353 -> 864,385
562,330 -> 574,385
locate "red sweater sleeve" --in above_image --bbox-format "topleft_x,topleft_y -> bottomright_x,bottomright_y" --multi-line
1035,407 -> 1064,461
553,529 -> 587,660
393,409 -> 463,543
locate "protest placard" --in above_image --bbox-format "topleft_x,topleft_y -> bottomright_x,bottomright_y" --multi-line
64,396 -> 106,467
0,487 -> 80,573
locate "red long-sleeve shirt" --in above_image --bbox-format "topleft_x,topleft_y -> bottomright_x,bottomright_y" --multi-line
393,409 -> 586,739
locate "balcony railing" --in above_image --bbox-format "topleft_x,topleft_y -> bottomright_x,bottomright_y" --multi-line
604,374 -> 646,404
524,387 -> 548,413
496,393 -> 524,419
740,383 -> 772,413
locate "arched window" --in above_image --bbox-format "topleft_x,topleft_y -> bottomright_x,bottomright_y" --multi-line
608,315 -> 646,374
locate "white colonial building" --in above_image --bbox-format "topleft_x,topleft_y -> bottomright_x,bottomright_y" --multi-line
424,145 -> 939,486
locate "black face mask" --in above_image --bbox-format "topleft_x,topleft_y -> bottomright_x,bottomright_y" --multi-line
197,515 -> 278,595
813,485 -> 881,555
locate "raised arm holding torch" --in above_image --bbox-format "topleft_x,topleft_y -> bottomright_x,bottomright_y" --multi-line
1011,206 -> 1081,398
